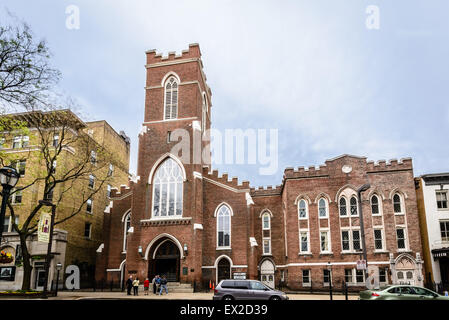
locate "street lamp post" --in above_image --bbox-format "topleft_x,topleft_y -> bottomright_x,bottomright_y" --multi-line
39,200 -> 56,296
327,261 -> 332,300
357,183 -> 371,281
0,167 -> 20,242
55,262 -> 62,297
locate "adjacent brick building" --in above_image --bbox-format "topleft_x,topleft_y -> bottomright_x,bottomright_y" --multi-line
95,44 -> 424,292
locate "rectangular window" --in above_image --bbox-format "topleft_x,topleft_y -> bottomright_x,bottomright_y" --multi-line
379,268 -> 387,283
18,160 -> 26,176
323,269 -> 330,284
341,231 -> 350,251
22,136 -> 29,147
440,221 -> 449,242
356,270 -> 365,283
107,184 -> 111,198
320,231 -> 329,252
90,151 -> 97,164
12,136 -> 21,149
263,239 -> 271,255
108,164 -> 114,177
88,174 -> 95,189
396,228 -> 406,249
302,270 -> 310,285
352,230 -> 361,251
86,198 -> 93,214
12,189 -> 22,204
53,134 -> 59,148
345,269 -> 353,283
0,137 -> 5,149
3,217 -> 10,233
300,231 -> 309,253
437,191 -> 448,209
374,229 -> 383,250
84,223 -> 91,238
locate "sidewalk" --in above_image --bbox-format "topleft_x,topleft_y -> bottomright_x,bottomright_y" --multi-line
47,291 -> 357,300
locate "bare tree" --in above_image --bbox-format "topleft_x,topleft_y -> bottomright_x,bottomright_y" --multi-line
2,108 -> 115,290
0,19 -> 60,109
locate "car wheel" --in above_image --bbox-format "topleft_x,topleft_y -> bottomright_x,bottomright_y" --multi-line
222,295 -> 234,301
270,295 -> 281,300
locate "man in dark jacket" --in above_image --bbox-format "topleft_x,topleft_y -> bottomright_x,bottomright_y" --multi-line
126,275 -> 133,295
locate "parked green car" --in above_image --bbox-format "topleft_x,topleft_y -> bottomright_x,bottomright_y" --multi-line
359,285 -> 449,300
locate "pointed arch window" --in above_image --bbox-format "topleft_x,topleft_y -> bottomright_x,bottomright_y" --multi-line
393,193 -> 402,214
262,212 -> 271,255
217,205 -> 231,248
371,195 -> 380,215
152,158 -> 183,218
339,197 -> 347,216
123,213 -> 131,252
298,199 -> 308,219
318,198 -> 328,218
164,76 -> 178,120
350,196 -> 358,216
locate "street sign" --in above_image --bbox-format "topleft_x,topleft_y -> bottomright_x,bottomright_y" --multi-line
356,260 -> 367,270
233,272 -> 247,280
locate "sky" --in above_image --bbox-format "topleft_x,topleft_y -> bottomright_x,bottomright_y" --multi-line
1,0 -> 448,187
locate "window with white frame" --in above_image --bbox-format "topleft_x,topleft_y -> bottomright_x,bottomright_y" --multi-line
318,198 -> 328,218
123,213 -> 131,252
302,270 -> 311,286
356,270 -> 365,283
86,198 -> 93,214
344,269 -> 353,283
339,197 -> 347,216
0,137 -> 5,149
152,158 -> 183,218
393,193 -> 403,214
320,230 -> 330,252
350,196 -> 358,216
300,231 -> 309,253
11,160 -> 26,176
12,136 -> 21,149
2,216 -> 19,233
262,212 -> 271,254
88,174 -> 95,189
90,150 -> 97,164
298,199 -> 307,219
11,188 -> 22,204
341,229 -> 362,252
396,228 -> 407,250
164,76 -> 178,120
374,229 -> 384,250
107,184 -> 111,198
371,195 -> 380,215
108,163 -> 114,177
217,205 -> 231,248
53,134 -> 59,148
436,191 -> 448,210
440,221 -> 449,242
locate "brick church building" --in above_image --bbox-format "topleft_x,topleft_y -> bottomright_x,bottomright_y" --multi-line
95,44 -> 424,291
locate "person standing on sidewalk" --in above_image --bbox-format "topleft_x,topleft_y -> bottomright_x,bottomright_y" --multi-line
143,278 -> 150,296
159,275 -> 168,295
126,275 -> 133,295
133,277 -> 140,296
155,275 -> 161,295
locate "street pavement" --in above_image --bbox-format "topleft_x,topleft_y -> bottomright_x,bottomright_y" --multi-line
43,291 -> 357,300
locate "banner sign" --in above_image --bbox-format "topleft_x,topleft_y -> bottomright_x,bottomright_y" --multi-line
38,212 -> 52,243
356,260 -> 367,270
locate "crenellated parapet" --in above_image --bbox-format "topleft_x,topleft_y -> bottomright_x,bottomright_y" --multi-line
110,184 -> 132,198
146,43 -> 202,65
250,185 -> 282,197
283,164 -> 330,180
201,166 -> 250,190
366,158 -> 413,172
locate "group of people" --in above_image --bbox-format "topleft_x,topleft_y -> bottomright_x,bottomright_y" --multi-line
126,274 -> 168,296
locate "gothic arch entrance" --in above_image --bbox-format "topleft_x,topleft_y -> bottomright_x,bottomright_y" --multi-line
217,257 -> 231,283
260,260 -> 275,289
148,239 -> 180,282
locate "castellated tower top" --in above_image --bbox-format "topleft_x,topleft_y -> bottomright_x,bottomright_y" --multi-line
145,43 -> 202,65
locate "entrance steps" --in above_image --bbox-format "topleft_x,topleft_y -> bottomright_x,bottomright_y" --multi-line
166,282 -> 194,293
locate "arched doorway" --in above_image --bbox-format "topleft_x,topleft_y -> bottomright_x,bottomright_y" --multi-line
148,240 -> 180,282
260,260 -> 275,288
217,257 -> 231,283
395,255 -> 416,285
